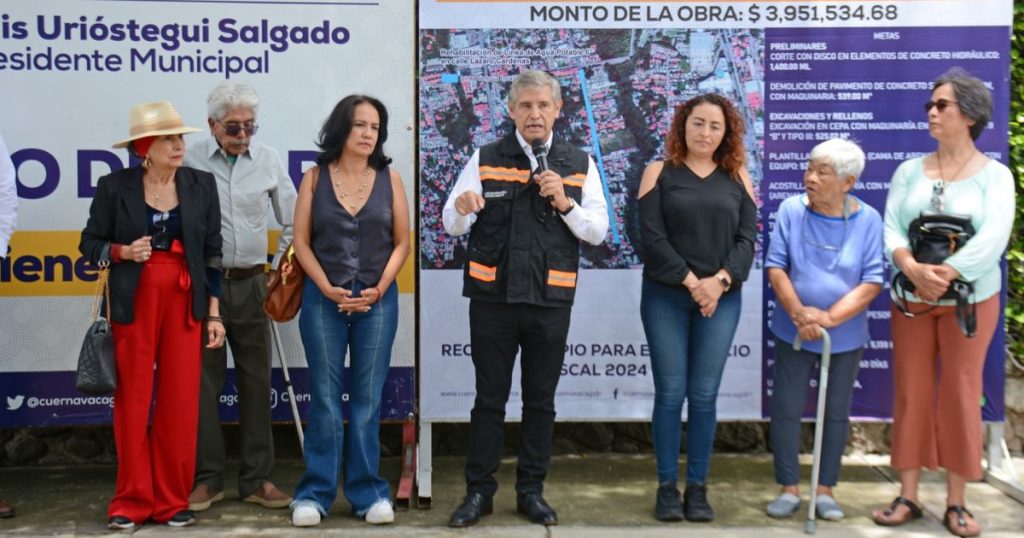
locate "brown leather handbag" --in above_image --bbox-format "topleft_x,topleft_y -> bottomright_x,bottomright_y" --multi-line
263,166 -> 319,322
264,242 -> 305,322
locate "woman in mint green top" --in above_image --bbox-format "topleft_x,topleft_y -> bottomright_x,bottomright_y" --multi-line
884,157 -> 1014,304
873,67 -> 1015,538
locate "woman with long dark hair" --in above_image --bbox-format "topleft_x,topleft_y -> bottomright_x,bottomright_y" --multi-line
288,95 -> 410,527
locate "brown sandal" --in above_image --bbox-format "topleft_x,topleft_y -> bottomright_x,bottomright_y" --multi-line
943,505 -> 981,537
872,496 -> 923,526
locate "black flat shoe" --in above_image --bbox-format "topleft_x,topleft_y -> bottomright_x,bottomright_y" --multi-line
449,493 -> 492,527
683,483 -> 714,522
167,510 -> 196,527
655,481 -> 683,521
107,516 -> 134,530
516,492 -> 558,526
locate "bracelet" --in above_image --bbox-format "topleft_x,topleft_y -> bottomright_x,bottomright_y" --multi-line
206,315 -> 223,323
374,285 -> 383,304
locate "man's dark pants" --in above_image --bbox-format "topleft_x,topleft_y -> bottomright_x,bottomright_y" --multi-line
465,299 -> 572,498
195,272 -> 274,497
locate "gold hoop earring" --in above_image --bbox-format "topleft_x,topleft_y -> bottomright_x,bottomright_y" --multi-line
143,155 -> 152,169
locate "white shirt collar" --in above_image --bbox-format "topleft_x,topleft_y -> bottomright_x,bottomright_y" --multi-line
515,130 -> 553,157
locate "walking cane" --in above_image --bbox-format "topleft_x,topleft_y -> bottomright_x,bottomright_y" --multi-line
269,320 -> 305,454
793,327 -> 831,535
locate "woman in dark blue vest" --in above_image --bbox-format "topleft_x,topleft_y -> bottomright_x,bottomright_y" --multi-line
288,95 -> 410,527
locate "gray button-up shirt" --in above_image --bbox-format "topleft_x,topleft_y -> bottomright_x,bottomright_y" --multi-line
185,137 -> 296,269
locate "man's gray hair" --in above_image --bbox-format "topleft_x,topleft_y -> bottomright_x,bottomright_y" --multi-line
507,70 -> 561,109
933,67 -> 992,141
809,138 -> 866,182
206,81 -> 260,121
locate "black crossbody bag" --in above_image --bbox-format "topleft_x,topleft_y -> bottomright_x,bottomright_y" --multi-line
891,212 -> 976,337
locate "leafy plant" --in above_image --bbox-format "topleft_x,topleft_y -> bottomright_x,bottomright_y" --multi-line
1007,4 -> 1024,367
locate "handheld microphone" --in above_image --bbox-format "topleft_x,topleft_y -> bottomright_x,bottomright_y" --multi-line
531,139 -> 553,202
531,138 -> 550,172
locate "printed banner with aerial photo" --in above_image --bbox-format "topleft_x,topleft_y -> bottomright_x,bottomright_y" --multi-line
417,0 -> 1012,421
0,0 -> 416,427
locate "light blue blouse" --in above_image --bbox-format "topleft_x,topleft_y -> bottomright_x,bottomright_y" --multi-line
766,195 -> 885,353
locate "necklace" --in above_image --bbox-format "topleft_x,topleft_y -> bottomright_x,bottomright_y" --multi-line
144,179 -> 171,204
331,165 -> 371,200
936,149 -> 976,182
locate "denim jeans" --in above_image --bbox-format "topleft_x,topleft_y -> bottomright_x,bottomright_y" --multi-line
292,279 -> 397,516
641,278 -> 742,485
770,337 -> 862,487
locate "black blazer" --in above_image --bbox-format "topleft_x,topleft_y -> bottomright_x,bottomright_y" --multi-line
79,166 -> 222,324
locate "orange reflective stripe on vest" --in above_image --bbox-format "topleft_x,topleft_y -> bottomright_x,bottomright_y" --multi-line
480,166 -> 530,183
468,261 -> 497,282
546,269 -> 577,288
562,173 -> 585,188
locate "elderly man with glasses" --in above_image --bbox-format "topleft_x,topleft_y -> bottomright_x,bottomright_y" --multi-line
184,81 -> 296,512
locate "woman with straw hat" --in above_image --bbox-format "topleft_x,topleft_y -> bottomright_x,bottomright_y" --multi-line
80,100 -> 226,530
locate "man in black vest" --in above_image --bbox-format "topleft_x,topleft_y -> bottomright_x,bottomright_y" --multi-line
442,70 -> 609,527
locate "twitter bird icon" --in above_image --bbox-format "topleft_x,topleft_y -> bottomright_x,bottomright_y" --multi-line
6,395 -> 24,411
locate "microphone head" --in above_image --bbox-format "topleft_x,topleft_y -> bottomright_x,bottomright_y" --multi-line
530,138 -> 548,158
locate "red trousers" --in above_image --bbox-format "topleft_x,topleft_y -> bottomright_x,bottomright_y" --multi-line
890,295 -> 1000,480
109,247 -> 201,523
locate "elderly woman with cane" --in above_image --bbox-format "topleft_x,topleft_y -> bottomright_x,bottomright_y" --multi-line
764,138 -> 883,521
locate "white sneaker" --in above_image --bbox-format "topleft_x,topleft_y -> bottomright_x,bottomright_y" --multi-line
364,499 -> 394,524
291,502 -> 321,527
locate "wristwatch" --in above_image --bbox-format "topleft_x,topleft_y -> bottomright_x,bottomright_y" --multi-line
558,197 -> 576,216
715,273 -> 731,292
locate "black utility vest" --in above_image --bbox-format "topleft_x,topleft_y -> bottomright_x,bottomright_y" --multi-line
463,133 -> 588,307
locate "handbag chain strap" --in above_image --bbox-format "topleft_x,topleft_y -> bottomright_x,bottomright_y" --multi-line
91,261 -> 111,322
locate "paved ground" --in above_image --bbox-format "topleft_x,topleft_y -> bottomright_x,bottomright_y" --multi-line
0,453 -> 1021,536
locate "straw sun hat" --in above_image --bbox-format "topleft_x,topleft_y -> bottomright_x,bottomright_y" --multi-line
111,100 -> 201,149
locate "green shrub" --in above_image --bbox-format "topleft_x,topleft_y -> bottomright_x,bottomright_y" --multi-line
1008,4 -> 1024,364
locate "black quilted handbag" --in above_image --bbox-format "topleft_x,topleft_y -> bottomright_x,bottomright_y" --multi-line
892,212 -> 977,337
75,255 -> 117,395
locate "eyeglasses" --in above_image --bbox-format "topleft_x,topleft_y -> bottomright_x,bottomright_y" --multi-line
931,180 -> 945,213
218,120 -> 258,137
924,99 -> 957,113
152,211 -> 171,251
